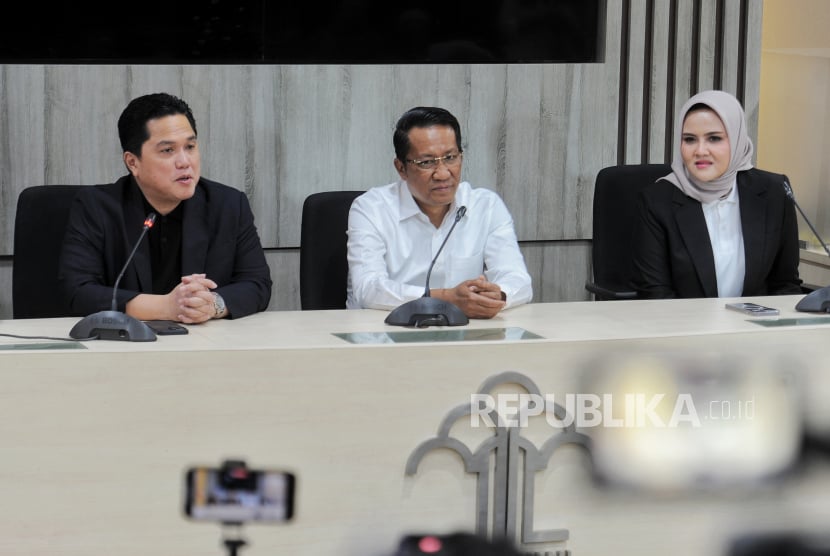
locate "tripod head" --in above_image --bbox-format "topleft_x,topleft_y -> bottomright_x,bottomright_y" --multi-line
223,537 -> 247,556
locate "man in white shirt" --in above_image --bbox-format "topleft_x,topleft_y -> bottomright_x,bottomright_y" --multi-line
346,106 -> 532,319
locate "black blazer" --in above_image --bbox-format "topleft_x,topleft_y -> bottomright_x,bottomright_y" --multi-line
58,175 -> 272,318
631,168 -> 802,299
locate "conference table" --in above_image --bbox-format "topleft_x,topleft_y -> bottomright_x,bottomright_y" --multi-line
2,295 -> 830,556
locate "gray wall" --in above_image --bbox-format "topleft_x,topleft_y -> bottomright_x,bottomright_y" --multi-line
0,0 -> 763,319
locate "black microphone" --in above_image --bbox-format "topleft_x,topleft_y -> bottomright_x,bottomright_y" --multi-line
112,213 -> 156,310
422,205 -> 466,297
69,213 -> 159,341
783,182 -> 830,313
385,206 -> 470,328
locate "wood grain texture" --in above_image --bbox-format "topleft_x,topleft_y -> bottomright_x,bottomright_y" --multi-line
697,0 -> 720,92
743,0 -> 765,141
720,0 -> 743,95
624,0 -> 649,164
648,0 -> 672,163
0,302 -> 826,555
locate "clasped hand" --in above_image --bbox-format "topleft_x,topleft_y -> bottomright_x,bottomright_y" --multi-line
442,275 -> 505,319
169,273 -> 218,323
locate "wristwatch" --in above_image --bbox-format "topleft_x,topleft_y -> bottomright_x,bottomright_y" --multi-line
212,292 -> 226,318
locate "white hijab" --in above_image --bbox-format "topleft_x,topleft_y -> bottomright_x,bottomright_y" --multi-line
662,90 -> 754,204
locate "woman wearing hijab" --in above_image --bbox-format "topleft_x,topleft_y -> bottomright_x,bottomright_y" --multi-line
631,89 -> 802,299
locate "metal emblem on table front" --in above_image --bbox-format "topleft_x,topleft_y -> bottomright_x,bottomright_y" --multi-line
405,371 -> 590,556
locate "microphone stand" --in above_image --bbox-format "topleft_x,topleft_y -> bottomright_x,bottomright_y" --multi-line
385,206 -> 470,328
784,181 -> 830,257
69,214 -> 158,341
784,182 -> 830,312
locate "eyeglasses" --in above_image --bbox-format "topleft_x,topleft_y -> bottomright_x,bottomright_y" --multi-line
405,151 -> 463,171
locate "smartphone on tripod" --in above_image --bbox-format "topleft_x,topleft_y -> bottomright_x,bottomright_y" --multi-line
184,461 -> 295,524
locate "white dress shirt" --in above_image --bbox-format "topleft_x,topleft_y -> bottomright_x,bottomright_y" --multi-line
701,181 -> 745,297
346,180 -> 533,311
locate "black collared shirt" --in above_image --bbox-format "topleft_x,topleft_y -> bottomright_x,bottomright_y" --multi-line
142,197 -> 183,295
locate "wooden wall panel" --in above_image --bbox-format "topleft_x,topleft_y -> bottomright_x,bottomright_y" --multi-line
743,0 -> 765,141
0,66 -> 47,249
0,0 -> 765,318
564,62 -> 622,239
523,241 -> 593,303
697,0 -> 720,92
265,250 -> 300,312
651,0 -> 700,164
720,0 -> 743,95
648,0 -> 672,163
44,66 -> 126,183
624,0 -> 649,164
670,0 -> 697,163
463,65 -> 509,193
503,65 -> 546,239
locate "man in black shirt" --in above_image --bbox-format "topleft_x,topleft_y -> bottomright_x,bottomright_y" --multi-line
59,93 -> 272,323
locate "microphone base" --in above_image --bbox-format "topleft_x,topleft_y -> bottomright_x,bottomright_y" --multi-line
385,297 -> 469,328
795,286 -> 830,313
69,310 -> 158,341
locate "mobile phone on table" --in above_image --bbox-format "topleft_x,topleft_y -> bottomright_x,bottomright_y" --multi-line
184,463 -> 295,523
144,320 -> 189,335
725,302 -> 779,316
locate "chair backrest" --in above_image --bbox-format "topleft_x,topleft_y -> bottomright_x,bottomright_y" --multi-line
299,190 -> 364,310
586,163 -> 671,300
13,185 -> 84,318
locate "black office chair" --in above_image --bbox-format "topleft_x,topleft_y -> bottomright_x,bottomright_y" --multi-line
299,190 -> 364,310
585,163 -> 671,300
12,185 -> 84,318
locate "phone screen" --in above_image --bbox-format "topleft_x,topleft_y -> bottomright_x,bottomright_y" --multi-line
184,466 -> 295,523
